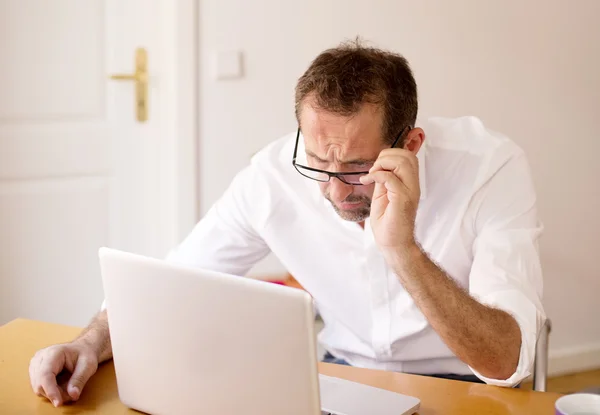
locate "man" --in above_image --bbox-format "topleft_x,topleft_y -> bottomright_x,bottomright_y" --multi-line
29,40 -> 545,407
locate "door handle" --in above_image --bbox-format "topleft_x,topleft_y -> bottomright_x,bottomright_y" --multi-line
109,48 -> 148,122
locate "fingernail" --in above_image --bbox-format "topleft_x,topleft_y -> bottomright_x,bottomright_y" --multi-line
71,386 -> 81,399
53,399 -> 60,407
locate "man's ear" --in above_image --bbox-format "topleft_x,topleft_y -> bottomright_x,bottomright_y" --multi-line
404,127 -> 425,154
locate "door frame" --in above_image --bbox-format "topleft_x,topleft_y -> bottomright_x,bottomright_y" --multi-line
159,0 -> 199,249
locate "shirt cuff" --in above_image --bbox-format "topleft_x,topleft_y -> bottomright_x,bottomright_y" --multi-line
468,292 -> 542,387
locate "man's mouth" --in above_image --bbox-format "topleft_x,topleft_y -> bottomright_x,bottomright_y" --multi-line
338,200 -> 364,210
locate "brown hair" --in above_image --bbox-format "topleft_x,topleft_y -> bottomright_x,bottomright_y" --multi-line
295,39 -> 418,145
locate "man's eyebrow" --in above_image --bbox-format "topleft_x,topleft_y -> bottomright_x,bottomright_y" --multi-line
305,150 -> 373,166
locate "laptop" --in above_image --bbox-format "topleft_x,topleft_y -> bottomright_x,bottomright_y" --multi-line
99,247 -> 420,415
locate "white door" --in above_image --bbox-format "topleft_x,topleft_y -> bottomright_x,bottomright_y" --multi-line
0,0 -> 193,326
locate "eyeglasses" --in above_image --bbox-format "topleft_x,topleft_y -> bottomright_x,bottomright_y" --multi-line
292,126 -> 410,185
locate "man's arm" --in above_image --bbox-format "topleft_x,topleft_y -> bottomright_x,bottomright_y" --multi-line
72,310 -> 113,363
362,137 -> 543,386
387,245 -> 521,380
30,160 -> 274,406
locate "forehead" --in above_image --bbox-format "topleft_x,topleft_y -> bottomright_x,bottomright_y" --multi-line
298,101 -> 384,161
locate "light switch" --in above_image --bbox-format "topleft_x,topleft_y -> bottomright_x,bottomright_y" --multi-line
211,50 -> 244,80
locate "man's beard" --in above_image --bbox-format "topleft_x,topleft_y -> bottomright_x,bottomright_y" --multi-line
324,194 -> 371,222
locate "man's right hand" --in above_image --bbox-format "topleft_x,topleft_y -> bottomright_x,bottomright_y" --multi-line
29,341 -> 99,407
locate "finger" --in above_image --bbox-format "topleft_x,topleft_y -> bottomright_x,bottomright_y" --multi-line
67,356 -> 96,400
57,383 -> 73,405
360,170 -> 408,196
369,156 -> 419,194
363,172 -> 406,221
29,355 -> 41,394
39,372 -> 63,407
30,354 -> 49,397
377,148 -> 419,170
38,385 -> 70,406
371,152 -> 418,175
37,349 -> 67,406
39,372 -> 71,407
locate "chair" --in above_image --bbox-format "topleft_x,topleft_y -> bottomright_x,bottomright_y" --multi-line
532,318 -> 552,392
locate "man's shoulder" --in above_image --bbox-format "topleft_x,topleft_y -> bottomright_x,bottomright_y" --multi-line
419,116 -> 531,199
419,116 -> 524,159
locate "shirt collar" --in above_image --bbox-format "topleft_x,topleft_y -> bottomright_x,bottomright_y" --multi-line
417,140 -> 428,200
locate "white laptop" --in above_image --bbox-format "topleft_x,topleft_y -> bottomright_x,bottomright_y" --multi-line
99,247 -> 420,415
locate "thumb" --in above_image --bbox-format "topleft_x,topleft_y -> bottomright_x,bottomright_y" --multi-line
67,356 -> 96,400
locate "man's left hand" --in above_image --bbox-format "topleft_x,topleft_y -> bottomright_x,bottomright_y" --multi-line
360,148 -> 420,254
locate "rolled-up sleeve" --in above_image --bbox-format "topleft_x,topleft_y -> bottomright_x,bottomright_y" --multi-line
467,150 -> 546,387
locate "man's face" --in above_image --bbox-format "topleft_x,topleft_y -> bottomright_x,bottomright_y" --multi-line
298,100 -> 386,222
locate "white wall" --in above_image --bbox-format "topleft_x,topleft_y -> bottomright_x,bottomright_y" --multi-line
198,0 -> 600,374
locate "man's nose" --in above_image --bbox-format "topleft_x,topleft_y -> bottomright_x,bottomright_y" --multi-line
328,178 -> 354,202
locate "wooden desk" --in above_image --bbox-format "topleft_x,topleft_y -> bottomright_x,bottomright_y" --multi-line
1,318 -> 561,414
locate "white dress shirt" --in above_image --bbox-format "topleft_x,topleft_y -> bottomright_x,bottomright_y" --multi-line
165,116 -> 545,387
